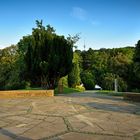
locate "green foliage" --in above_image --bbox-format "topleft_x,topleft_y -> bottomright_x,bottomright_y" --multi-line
79,47 -> 134,91
68,52 -> 81,88
61,76 -> 68,87
132,88 -> 140,93
133,40 -> 140,89
18,20 -> 73,89
108,52 -> 130,79
81,71 -> 95,90
55,86 -> 81,94
133,40 -> 140,63
102,73 -> 127,92
75,85 -> 85,91
25,81 -> 31,89
0,24 -> 139,92
95,91 -> 124,96
102,73 -> 115,90
68,62 -> 81,87
67,33 -> 80,48
84,79 -> 95,90
4,70 -> 26,90
118,77 -> 127,92
0,45 -> 26,90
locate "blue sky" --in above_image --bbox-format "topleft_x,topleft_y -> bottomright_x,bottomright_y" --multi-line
0,0 -> 140,50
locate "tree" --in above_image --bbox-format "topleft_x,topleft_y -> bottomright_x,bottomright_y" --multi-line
0,45 -> 25,90
108,52 -> 130,78
102,73 -> 127,91
133,40 -> 140,63
67,33 -> 80,49
68,52 -> 81,87
133,40 -> 140,89
18,20 -> 73,89
79,47 -> 134,91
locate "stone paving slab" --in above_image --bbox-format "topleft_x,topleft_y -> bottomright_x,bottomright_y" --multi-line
0,92 -> 140,140
0,133 -> 15,140
50,132 -> 134,140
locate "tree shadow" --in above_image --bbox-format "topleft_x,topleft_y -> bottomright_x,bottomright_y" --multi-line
59,92 -> 123,101
86,101 -> 140,114
58,93 -> 140,115
0,128 -> 32,140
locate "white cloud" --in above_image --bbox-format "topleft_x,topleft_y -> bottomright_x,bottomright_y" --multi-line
71,7 -> 87,20
70,7 -> 100,27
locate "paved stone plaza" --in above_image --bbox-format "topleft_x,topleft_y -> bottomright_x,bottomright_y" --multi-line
0,92 -> 140,140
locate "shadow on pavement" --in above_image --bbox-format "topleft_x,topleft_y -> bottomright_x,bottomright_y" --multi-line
0,128 -> 32,140
58,92 -> 140,115
86,102 -> 140,114
58,92 -> 123,101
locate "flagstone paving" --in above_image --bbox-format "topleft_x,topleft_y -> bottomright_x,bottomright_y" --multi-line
0,92 -> 140,140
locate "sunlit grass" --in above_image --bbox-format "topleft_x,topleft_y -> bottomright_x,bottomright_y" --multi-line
55,86 -> 81,94
95,90 -> 124,96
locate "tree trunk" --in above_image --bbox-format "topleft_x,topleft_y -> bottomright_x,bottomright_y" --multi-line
41,76 -> 58,89
41,76 -> 48,89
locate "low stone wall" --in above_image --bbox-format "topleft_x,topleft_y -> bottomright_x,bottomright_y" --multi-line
0,90 -> 54,98
123,92 -> 140,102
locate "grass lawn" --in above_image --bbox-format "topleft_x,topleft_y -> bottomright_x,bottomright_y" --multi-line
95,90 -> 124,96
18,87 -> 43,90
55,86 -> 81,94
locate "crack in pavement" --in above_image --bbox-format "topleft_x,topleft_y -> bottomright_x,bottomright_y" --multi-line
39,131 -> 69,140
71,130 -> 133,138
62,117 -> 73,131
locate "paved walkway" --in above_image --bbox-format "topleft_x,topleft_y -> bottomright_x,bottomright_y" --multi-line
0,92 -> 140,140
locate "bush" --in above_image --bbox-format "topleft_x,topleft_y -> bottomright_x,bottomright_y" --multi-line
5,81 -> 26,90
4,69 -> 27,90
83,79 -> 95,90
132,88 -> 140,93
61,76 -> 68,87
75,85 -> 85,91
25,81 -> 31,89
81,71 -> 95,90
